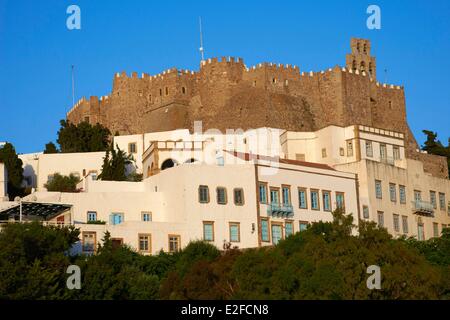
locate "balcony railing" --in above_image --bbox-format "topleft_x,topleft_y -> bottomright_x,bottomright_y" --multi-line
411,200 -> 434,217
380,156 -> 395,166
267,203 -> 294,218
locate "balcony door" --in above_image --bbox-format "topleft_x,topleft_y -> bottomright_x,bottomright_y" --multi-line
270,188 -> 280,205
271,224 -> 282,245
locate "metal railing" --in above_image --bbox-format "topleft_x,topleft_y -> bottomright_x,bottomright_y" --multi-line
411,200 -> 434,216
267,203 -> 294,218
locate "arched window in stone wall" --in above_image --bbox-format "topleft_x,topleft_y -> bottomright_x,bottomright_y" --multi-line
369,62 -> 373,76
360,61 -> 366,72
161,158 -> 178,170
182,87 -> 186,94
352,60 -> 357,72
363,43 -> 367,54
165,87 -> 169,96
356,42 -> 360,53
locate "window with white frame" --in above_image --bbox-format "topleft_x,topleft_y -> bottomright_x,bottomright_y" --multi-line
377,211 -> 384,228
141,212 -> 152,222
399,185 -> 406,204
365,141 -> 373,157
402,216 -> 409,234
375,180 -> 382,199
87,211 -> 97,222
389,183 -> 397,202
393,214 -> 400,232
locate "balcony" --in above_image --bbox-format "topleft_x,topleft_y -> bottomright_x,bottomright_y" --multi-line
411,200 -> 434,217
267,203 -> 294,218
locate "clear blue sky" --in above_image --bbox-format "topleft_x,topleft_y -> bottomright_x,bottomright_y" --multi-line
0,0 -> 449,153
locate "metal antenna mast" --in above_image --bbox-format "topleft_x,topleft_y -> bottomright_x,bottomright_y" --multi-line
71,65 -> 75,107
199,17 -> 205,62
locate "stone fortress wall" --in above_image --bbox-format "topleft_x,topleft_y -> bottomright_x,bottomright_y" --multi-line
66,38 -> 448,179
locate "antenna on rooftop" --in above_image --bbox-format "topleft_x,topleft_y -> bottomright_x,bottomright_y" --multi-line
199,16 -> 205,62
71,65 -> 75,107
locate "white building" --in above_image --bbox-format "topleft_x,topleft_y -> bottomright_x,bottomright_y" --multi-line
282,125 -> 450,240
0,162 -> 7,200
2,124 -> 448,256
20,150 -> 358,255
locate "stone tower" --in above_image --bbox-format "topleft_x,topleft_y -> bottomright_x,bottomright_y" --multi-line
346,38 -> 376,79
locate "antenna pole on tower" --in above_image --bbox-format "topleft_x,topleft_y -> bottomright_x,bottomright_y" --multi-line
71,65 -> 75,107
199,17 -> 205,62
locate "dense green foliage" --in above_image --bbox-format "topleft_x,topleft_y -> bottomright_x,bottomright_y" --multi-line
421,130 -> 450,176
0,142 -> 24,200
44,142 -> 59,154
56,120 -> 111,153
44,173 -> 81,192
98,145 -> 133,181
0,211 -> 448,300
0,222 -> 79,299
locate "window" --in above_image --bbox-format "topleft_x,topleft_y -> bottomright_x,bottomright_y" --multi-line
82,232 -> 96,253
389,183 -> 397,202
259,183 -> 268,204
339,148 -> 345,156
141,212 -> 152,222
261,219 -> 269,242
159,88 -> 162,96
282,185 -> 291,206
346,140 -> 353,157
393,146 -> 400,160
229,223 -> 240,242
363,205 -> 370,219
87,211 -> 97,222
298,188 -> 307,209
321,148 -> 327,158
109,213 -> 124,225
182,87 -> 186,94
270,188 -> 280,205
380,144 -> 387,160
295,153 -> 305,161
165,87 -> 169,95
271,223 -> 283,245
377,211 -> 384,228
430,191 -> 437,209
366,141 -> 373,157
414,190 -> 422,202
311,190 -> 320,210
433,223 -> 439,238
336,192 -> 345,211
234,188 -> 244,206
399,185 -> 406,204
402,216 -> 409,234
84,116 -> 90,123
375,180 -> 382,199
198,185 -> 209,203
439,193 -> 445,210
393,214 -> 400,232
417,223 -> 425,241
128,142 -> 137,154
299,221 -> 308,232
138,234 -> 151,253
322,191 -> 331,212
203,221 -> 214,241
168,235 -> 181,253
285,221 -> 294,237
216,187 -> 227,205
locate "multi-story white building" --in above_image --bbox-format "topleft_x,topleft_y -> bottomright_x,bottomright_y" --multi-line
1,125 -> 449,255
282,124 -> 450,240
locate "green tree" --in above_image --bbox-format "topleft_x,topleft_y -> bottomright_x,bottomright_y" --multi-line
0,142 -> 24,200
44,173 -> 80,192
0,222 -> 79,299
98,145 -> 132,181
422,130 -> 450,176
56,120 -> 111,153
44,142 -> 59,154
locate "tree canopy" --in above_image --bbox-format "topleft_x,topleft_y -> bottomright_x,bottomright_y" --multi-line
98,145 -> 133,181
56,120 -> 111,153
422,130 -> 450,176
0,142 -> 24,200
0,210 -> 448,300
44,142 -> 59,154
44,173 -> 81,192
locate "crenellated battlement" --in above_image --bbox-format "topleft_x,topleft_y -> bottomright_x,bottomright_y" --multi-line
66,38 -> 438,175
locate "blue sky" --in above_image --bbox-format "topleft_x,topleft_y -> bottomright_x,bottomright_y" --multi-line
0,0 -> 449,153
